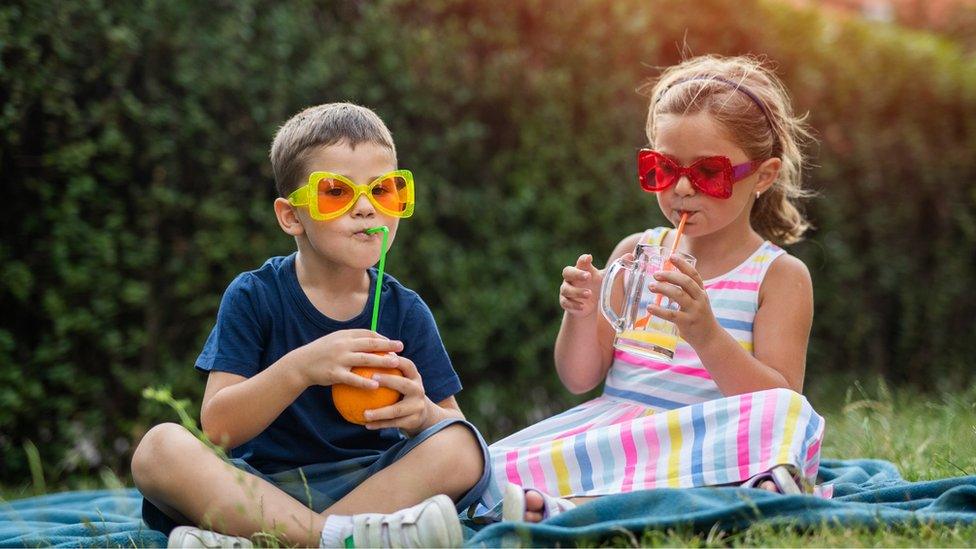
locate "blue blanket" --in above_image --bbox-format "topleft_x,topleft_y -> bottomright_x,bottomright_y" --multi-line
2,460 -> 974,548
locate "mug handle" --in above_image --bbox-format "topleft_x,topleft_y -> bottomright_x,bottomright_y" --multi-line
600,258 -> 632,331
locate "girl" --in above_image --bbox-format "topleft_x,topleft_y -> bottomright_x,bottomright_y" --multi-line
475,54 -> 825,522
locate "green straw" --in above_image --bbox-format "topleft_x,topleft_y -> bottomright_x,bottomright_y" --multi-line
365,226 -> 389,332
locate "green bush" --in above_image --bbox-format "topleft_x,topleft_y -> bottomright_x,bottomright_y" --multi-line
1,0 -> 974,483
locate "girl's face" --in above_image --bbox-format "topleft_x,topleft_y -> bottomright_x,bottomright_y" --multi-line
651,112 -> 777,237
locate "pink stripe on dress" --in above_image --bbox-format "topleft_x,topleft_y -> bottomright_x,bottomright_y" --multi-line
615,350 -> 713,379
759,391 -> 779,468
620,422 -> 638,492
554,422 -> 596,441
705,280 -> 761,291
736,393 -> 754,479
642,415 -> 660,488
526,446 -> 549,494
505,449 -> 523,484
805,437 -> 822,462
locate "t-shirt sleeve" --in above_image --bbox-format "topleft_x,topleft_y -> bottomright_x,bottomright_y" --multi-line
195,273 -> 266,377
399,296 -> 461,404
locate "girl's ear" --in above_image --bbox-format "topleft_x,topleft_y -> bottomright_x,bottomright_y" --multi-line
754,157 -> 782,195
274,197 -> 306,236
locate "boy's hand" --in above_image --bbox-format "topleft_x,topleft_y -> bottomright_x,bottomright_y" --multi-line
559,254 -> 604,318
361,356 -> 431,435
297,329 -> 403,390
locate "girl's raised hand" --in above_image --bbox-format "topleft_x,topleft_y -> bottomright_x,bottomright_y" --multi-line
559,254 -> 603,317
645,255 -> 721,347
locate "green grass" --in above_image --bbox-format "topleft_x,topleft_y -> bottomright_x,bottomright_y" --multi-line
3,379 -> 975,547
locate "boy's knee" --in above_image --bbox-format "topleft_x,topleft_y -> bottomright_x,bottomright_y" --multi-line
131,422 -> 199,489
427,423 -> 485,482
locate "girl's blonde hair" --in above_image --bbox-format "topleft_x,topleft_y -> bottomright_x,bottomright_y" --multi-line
640,55 -> 815,245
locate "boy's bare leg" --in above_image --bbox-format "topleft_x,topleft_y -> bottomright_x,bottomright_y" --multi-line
133,423 -> 326,546
320,423 -> 485,515
133,422 -> 484,545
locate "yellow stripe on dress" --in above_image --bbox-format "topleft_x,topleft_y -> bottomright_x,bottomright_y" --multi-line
666,409 -> 683,487
776,392 -> 803,464
550,438 -> 572,496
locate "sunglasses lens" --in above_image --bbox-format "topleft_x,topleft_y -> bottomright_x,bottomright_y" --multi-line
371,174 -> 411,215
316,176 -> 356,216
690,157 -> 731,197
638,151 -> 669,191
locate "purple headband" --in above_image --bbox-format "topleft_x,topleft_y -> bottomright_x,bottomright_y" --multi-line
656,76 -> 774,130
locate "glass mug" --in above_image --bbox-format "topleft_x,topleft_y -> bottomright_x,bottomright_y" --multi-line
600,244 -> 696,360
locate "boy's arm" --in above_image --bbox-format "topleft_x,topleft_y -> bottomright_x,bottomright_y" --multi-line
429,395 -> 465,422
200,352 -> 307,450
202,330 -> 403,449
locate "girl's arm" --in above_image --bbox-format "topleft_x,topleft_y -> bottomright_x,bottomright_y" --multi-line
651,254 -> 813,394
554,232 -> 643,393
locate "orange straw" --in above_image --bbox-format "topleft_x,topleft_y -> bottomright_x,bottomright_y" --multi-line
653,211 -> 689,308
635,212 -> 689,329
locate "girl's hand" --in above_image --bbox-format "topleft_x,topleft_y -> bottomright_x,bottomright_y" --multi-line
362,356 -> 430,435
645,255 -> 721,347
296,330 -> 403,389
559,254 -> 604,317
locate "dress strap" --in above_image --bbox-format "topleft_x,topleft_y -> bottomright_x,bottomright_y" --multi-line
640,227 -> 669,247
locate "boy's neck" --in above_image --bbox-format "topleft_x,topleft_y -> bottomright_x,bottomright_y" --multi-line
294,250 -> 371,320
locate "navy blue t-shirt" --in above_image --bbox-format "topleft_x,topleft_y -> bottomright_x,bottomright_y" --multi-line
195,253 -> 461,474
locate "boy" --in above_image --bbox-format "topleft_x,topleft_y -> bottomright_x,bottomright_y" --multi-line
132,103 -> 490,548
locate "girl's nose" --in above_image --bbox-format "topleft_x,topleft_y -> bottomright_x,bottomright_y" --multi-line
674,175 -> 696,197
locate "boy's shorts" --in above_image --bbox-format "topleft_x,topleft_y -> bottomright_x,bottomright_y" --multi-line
141,418 -> 491,535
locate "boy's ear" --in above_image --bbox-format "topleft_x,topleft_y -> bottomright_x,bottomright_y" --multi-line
754,157 -> 782,195
274,197 -> 305,236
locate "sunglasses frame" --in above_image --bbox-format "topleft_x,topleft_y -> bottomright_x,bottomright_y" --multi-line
638,149 -> 763,199
288,169 -> 415,221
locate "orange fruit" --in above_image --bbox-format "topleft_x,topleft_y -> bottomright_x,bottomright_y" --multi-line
332,363 -> 404,425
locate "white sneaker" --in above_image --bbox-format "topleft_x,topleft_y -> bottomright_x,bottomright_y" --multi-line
351,494 -> 463,548
167,526 -> 253,548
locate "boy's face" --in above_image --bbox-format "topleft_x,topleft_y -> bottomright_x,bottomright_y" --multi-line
289,141 -> 400,271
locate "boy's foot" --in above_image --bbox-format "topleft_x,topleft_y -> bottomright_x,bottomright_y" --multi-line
167,526 -> 253,548
350,494 -> 463,547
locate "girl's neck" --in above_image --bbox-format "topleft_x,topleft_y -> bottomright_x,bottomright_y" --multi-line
676,218 -> 764,281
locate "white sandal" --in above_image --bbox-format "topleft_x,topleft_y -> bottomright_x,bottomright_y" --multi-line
740,464 -> 805,494
501,482 -> 577,522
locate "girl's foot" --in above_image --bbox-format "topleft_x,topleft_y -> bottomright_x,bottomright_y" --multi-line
502,483 -> 576,523
741,465 -> 803,495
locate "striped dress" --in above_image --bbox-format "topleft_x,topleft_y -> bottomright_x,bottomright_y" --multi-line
473,227 -> 826,518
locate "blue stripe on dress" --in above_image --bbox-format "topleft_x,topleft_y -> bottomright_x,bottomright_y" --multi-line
713,402 -> 728,483
717,317 -> 754,332
574,433 -> 594,491
604,386 -> 685,409
690,404 -> 705,485
596,429 -> 616,488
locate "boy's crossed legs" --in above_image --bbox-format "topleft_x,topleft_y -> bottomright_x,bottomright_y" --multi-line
132,421 -> 487,547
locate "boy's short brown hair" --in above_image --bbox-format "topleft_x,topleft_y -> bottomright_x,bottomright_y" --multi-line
270,103 -> 397,197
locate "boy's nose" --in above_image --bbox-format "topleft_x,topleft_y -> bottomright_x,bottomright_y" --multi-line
674,175 -> 696,197
350,193 -> 376,217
